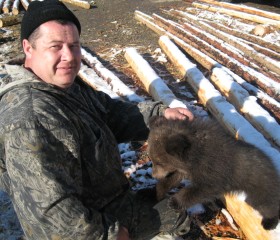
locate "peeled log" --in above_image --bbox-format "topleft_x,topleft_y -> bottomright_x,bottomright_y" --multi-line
78,63 -> 120,99
192,2 -> 280,27
224,194 -> 271,240
20,0 -> 28,10
81,47 -> 144,103
3,0 -> 13,13
196,0 -> 280,21
12,0 -> 20,15
124,47 -> 188,109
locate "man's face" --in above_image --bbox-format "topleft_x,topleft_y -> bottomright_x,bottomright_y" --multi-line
23,21 -> 81,89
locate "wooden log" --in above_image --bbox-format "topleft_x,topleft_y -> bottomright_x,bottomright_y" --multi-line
159,35 -> 280,148
20,0 -> 28,10
0,14 -> 21,27
210,67 -> 280,147
196,0 -> 280,21
175,11 -> 280,77
221,67 -> 280,124
152,13 -> 280,102
78,63 -> 120,99
60,0 -> 91,9
135,10 -> 166,36
12,0 -> 20,15
124,47 -> 188,109
192,2 -> 280,27
134,11 -> 280,122
81,47 -> 144,103
205,20 -> 280,54
3,0 -> 14,13
224,194 -> 271,240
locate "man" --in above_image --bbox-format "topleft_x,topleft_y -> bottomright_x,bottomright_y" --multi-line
0,0 -> 194,239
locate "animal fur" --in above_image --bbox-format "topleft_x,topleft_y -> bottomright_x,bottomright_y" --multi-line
147,116 -> 280,230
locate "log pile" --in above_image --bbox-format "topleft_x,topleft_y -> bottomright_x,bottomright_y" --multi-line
0,0 -> 93,25
132,1 -> 280,239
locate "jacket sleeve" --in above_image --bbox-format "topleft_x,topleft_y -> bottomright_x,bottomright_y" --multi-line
92,90 -> 167,143
4,119 -> 121,240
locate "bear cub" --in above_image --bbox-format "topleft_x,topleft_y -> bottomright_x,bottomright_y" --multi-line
147,116 -> 280,230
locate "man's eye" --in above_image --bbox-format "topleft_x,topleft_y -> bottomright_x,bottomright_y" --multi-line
51,45 -> 61,49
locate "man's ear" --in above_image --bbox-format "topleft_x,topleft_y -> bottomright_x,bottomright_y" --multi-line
165,134 -> 191,158
22,39 -> 33,59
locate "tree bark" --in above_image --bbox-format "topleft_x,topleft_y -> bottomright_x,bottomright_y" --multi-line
195,0 -> 280,21
192,2 -> 280,27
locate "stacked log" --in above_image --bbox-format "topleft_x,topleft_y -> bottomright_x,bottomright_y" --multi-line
134,2 -> 280,239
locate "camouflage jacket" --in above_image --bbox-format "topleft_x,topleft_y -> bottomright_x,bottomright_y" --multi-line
0,64 -> 167,239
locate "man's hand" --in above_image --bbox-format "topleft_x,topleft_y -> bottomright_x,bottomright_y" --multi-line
164,107 -> 194,121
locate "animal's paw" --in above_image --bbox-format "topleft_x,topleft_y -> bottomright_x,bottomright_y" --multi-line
168,196 -> 181,210
262,217 -> 279,230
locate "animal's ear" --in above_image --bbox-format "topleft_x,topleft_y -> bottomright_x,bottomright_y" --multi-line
165,134 -> 191,158
149,116 -> 167,128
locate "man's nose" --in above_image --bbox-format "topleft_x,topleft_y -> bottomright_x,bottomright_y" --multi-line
61,46 -> 74,61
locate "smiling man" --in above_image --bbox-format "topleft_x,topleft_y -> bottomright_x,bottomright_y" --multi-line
0,0 -> 193,239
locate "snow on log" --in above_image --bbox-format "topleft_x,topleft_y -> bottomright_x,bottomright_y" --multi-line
170,10 -> 280,77
78,63 -> 120,99
0,15 -> 21,28
12,0 -> 20,15
60,0 -> 91,9
20,0 -> 28,10
192,2 -> 280,27
196,0 -> 280,21
152,14 -> 280,101
158,35 -> 280,239
124,47 -> 188,109
81,47 -> 144,103
210,67 -> 280,148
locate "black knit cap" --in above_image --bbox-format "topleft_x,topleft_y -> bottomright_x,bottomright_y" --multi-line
21,0 -> 81,41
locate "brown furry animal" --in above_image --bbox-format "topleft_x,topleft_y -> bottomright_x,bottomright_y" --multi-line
147,116 -> 280,230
